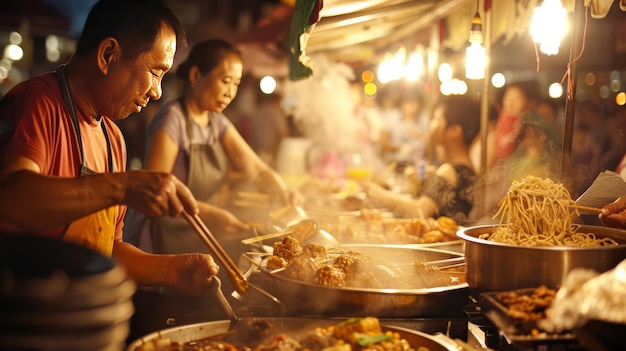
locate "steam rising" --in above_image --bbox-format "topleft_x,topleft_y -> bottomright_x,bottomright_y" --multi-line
282,55 -> 360,151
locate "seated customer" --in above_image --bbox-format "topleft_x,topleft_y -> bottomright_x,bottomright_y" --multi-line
362,95 -> 480,224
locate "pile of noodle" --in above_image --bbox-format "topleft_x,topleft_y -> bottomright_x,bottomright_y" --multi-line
486,176 -> 618,247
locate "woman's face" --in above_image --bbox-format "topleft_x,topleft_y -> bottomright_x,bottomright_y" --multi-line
194,52 -> 243,112
502,86 -> 529,115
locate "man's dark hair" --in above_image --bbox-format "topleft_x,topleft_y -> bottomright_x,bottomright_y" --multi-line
74,0 -> 187,60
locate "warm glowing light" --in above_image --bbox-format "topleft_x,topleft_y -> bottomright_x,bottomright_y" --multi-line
616,92 -> 626,106
361,70 -> 374,83
548,82 -> 563,98
259,76 -> 277,94
377,56 -> 393,84
377,46 -> 425,84
4,44 -> 23,61
9,32 -> 22,45
585,72 -> 596,86
405,52 -> 424,81
491,73 -> 506,88
440,79 -> 468,96
389,47 -> 406,81
465,11 -> 485,80
530,0 -> 567,56
610,79 -> 621,92
364,82 -> 377,96
438,63 -> 453,83
466,42 -> 486,79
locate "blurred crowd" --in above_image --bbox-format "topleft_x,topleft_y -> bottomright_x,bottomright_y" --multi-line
116,75 -> 626,224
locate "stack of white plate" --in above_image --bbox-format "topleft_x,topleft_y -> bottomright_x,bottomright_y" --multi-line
0,234 -> 136,351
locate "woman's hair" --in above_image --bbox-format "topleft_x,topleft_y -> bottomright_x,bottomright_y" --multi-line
175,39 -> 242,81
435,95 -> 481,146
74,0 -> 186,61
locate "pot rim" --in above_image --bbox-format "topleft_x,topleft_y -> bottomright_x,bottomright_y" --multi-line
457,224 -> 626,251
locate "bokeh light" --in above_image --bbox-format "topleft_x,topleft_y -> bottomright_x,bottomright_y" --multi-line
491,73 -> 506,88
548,82 -> 563,99
259,76 -> 277,94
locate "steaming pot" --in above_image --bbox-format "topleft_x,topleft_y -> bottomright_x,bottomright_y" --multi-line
457,225 -> 626,297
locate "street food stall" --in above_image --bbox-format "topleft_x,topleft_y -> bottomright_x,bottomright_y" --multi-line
2,1 -> 626,351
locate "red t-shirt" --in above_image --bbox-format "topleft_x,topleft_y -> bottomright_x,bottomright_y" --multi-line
495,111 -> 521,159
0,72 -> 127,241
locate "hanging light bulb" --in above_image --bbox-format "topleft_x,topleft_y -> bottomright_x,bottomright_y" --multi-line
465,10 -> 486,80
530,0 -> 567,56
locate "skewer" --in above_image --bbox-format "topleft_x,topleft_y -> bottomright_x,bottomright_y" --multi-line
182,212 -> 249,294
233,200 -> 271,209
422,256 -> 465,267
244,251 -> 269,256
237,191 -> 271,200
270,267 -> 286,274
241,230 -> 294,245
570,204 -> 602,213
241,254 -> 261,267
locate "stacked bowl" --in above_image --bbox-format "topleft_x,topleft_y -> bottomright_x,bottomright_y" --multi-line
0,234 -> 136,351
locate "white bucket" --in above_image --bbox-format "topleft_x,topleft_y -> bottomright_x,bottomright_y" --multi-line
274,137 -> 313,175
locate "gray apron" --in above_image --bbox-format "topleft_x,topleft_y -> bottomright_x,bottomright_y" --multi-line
130,101 -> 233,336
152,99 -> 229,255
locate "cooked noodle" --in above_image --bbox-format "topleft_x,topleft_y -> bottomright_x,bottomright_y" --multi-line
487,176 -> 618,247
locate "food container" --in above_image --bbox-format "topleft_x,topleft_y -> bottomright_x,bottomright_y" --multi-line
258,244 -> 469,317
457,225 -> 626,296
126,318 -> 458,351
478,288 -> 576,347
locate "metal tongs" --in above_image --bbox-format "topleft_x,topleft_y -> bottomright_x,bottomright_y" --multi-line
182,212 -> 280,305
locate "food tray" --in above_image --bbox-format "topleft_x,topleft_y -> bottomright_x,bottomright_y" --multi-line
478,289 -> 576,347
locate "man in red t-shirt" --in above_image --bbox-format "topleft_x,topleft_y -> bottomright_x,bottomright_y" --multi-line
0,0 -> 219,297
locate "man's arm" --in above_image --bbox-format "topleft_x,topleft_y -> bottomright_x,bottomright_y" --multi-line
0,166 -> 198,233
113,240 -> 219,295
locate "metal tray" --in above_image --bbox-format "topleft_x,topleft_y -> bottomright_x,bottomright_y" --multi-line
126,318 -> 458,351
478,289 -> 576,347
258,244 -> 469,317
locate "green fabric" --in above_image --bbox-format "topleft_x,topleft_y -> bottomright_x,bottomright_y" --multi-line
288,0 -> 320,80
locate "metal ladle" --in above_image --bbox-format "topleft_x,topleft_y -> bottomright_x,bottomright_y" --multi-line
270,205 -> 340,248
297,219 -> 340,248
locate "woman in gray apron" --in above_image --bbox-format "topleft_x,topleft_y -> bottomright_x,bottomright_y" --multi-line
133,38 -> 301,257
125,39 -> 301,333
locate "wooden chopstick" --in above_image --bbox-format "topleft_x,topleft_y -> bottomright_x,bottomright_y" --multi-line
182,212 -> 249,294
570,204 -> 602,213
241,230 -> 294,245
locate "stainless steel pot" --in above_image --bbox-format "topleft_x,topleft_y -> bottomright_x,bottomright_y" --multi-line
457,225 -> 626,296
258,244 -> 469,317
126,318 -> 458,351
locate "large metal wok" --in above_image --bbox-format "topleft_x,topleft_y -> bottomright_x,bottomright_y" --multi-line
126,317 -> 458,351
257,244 -> 469,317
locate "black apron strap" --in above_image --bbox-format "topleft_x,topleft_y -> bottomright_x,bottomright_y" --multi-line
54,64 -> 114,174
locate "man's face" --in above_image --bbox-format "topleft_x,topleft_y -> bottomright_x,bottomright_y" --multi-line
101,23 -> 177,120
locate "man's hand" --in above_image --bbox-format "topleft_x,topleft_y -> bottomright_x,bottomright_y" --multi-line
600,196 -> 626,229
165,253 -> 220,296
122,170 -> 198,218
